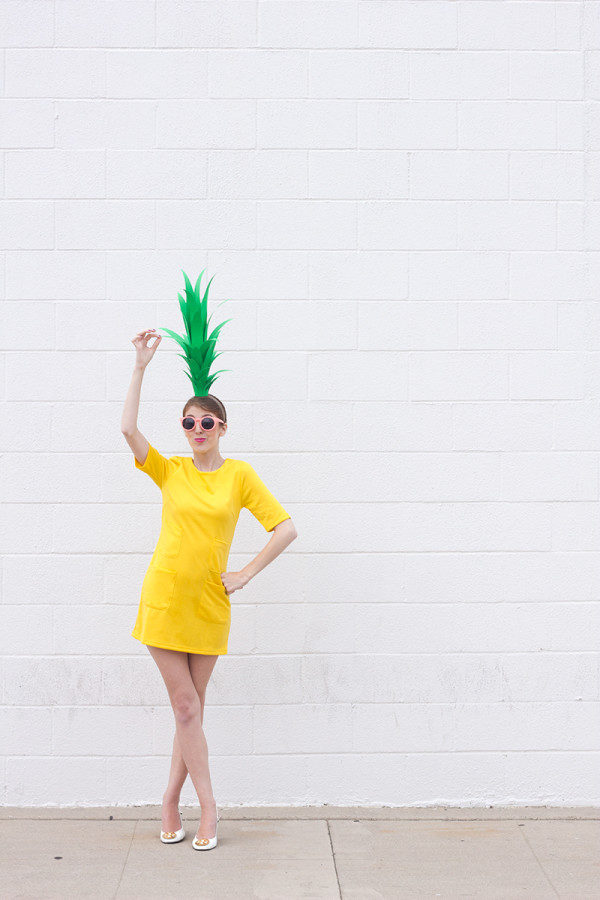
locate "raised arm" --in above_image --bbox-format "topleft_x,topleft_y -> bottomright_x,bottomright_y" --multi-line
121,328 -> 162,464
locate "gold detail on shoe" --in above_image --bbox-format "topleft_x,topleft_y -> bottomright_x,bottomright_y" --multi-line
195,837 -> 210,845
162,831 -> 177,838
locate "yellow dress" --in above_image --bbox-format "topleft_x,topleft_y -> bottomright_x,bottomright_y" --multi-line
131,443 -> 291,655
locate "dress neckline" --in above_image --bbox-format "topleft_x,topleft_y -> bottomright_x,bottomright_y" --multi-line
187,456 -> 230,475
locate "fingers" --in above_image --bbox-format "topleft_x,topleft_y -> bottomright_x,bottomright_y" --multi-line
134,328 -> 158,338
131,328 -> 162,345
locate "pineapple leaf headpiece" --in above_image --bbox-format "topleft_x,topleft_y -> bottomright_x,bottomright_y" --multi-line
159,269 -> 233,396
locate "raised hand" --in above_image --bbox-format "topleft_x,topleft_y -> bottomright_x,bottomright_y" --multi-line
131,328 -> 162,369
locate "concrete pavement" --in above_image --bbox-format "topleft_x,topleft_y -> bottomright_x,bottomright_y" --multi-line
2,805 -> 598,898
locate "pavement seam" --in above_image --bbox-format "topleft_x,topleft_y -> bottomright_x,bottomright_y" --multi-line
517,821 -> 560,898
113,817 -> 137,900
326,819 -> 343,899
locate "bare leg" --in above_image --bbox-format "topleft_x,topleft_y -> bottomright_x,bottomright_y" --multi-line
161,666 -> 210,829
160,730 -> 191,831
147,646 -> 219,840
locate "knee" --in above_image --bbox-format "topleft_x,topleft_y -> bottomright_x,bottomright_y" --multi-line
171,692 -> 201,724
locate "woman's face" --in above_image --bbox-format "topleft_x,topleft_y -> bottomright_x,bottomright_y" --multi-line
184,406 -> 227,455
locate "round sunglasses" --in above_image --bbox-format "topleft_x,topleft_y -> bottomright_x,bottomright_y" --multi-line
180,415 -> 225,432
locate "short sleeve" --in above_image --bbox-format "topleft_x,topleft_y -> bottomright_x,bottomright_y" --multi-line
240,462 -> 291,532
134,442 -> 169,489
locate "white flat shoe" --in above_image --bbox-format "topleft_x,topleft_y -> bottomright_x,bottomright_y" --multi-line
160,806 -> 185,843
192,811 -> 220,850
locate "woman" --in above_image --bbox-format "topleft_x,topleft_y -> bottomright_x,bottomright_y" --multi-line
121,328 -> 298,850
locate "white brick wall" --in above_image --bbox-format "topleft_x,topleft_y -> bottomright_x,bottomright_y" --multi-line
1,1 -> 599,808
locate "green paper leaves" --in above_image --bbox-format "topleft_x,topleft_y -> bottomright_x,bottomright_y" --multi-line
159,269 -> 232,396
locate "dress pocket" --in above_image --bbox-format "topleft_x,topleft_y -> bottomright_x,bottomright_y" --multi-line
141,565 -> 177,611
200,572 -> 231,625
156,522 -> 182,561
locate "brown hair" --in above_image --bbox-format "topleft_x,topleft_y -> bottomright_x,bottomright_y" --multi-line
182,394 -> 227,424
